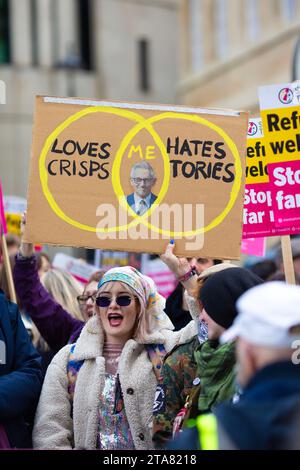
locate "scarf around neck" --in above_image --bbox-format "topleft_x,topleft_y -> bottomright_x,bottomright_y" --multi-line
194,340 -> 236,411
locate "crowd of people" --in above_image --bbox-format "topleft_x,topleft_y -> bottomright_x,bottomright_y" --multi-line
0,219 -> 300,450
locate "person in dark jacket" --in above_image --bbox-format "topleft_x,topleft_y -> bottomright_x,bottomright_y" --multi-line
0,290 -> 42,448
216,281 -> 300,450
14,253 -> 84,352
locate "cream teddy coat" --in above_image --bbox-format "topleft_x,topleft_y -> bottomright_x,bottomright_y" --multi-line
33,310 -> 198,450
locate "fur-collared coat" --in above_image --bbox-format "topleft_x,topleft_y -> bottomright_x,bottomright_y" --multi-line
32,314 -> 197,450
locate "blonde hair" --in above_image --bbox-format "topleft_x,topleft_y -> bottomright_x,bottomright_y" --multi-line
96,281 -> 150,343
41,268 -> 84,321
134,302 -> 149,343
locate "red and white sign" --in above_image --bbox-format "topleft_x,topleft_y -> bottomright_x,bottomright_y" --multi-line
268,160 -> 300,228
243,182 -> 300,237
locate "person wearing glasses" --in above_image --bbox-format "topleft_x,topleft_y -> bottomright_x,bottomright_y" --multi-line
13,213 -> 104,356
127,162 -> 157,216
164,258 -> 222,331
32,265 -> 198,450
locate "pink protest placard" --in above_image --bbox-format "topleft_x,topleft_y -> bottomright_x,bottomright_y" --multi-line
143,258 -> 176,298
268,160 -> 300,228
241,237 -> 266,257
243,118 -> 300,238
0,180 -> 7,234
242,182 -> 300,238
244,82 -> 300,239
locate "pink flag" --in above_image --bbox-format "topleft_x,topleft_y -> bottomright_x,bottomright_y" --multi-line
0,180 -> 7,234
241,237 -> 266,257
268,161 -> 300,231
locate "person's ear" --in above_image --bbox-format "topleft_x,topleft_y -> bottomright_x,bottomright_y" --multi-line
245,343 -> 259,375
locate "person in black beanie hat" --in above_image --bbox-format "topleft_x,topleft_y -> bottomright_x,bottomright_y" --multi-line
199,268 -> 263,339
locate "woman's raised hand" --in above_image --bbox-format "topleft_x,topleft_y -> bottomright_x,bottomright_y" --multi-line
19,211 -> 34,257
160,241 -> 191,279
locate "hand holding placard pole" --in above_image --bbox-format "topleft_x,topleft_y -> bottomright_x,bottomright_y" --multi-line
281,235 -> 296,285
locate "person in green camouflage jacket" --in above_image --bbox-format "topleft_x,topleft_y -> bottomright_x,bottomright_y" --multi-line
152,335 -> 199,448
152,332 -> 236,449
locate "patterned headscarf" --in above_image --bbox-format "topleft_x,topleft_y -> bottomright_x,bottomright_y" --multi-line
97,266 -> 174,332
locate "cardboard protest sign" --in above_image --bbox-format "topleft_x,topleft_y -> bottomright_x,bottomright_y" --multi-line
0,180 -> 7,234
243,115 -> 300,239
24,96 -> 248,259
268,160 -> 300,228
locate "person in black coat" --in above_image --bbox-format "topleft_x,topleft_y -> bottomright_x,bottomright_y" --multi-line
169,281 -> 300,450
0,290 -> 42,448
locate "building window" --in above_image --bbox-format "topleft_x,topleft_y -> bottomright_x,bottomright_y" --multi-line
77,0 -> 93,70
214,0 -> 228,60
50,0 -> 60,67
271,0 -> 281,17
0,0 -> 10,63
246,0 -> 259,42
282,0 -> 297,21
189,0 -> 203,72
30,0 -> 38,65
138,39 -> 150,92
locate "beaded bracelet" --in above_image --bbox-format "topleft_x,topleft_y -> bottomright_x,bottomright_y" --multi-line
178,266 -> 197,282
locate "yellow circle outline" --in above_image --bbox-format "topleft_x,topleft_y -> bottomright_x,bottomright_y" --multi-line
111,117 -> 170,226
39,108 -> 242,236
39,106 -> 154,233
112,112 -> 242,236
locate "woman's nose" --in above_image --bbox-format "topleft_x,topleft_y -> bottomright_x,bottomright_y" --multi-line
109,297 -> 118,308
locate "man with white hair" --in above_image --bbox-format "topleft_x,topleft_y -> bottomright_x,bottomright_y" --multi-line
127,162 -> 157,215
170,281 -> 300,450
215,281 -> 300,450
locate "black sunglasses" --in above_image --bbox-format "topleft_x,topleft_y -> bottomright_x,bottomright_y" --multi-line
96,295 -> 134,308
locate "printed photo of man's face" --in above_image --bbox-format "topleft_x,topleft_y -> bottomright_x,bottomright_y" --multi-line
130,165 -> 156,199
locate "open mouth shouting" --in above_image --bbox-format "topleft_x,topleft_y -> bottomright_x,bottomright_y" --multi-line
107,312 -> 124,327
96,284 -> 140,342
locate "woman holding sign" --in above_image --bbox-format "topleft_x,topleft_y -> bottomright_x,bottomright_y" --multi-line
32,262 -> 197,450
13,213 -> 104,353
